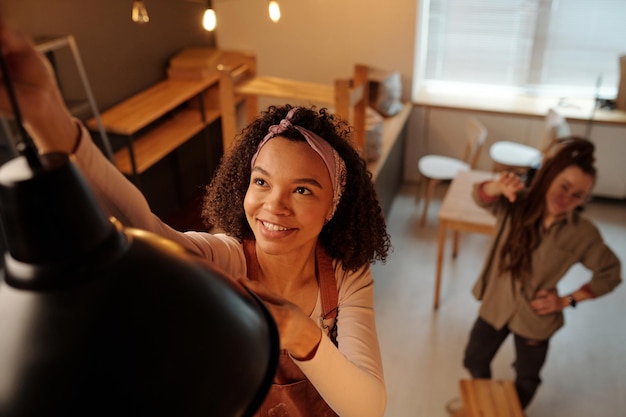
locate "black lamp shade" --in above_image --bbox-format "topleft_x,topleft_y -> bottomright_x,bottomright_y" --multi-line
0,154 -> 279,416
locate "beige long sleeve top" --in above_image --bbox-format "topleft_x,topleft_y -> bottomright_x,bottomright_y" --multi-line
471,183 -> 622,340
71,123 -> 385,417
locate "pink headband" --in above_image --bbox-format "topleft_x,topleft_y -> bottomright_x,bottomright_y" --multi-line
250,108 -> 347,221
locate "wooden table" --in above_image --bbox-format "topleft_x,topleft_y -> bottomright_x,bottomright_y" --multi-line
434,170 -> 497,310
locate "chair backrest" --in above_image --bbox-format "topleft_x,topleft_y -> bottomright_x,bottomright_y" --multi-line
463,117 -> 488,169
538,107 -> 570,154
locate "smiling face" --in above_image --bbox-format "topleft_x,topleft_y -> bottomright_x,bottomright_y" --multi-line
544,165 -> 594,220
244,137 -> 334,257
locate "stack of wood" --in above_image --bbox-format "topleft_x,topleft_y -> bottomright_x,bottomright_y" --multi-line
167,47 -> 254,81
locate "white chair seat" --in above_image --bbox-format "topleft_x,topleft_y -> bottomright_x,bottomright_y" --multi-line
489,141 -> 542,167
417,117 -> 487,226
418,155 -> 470,180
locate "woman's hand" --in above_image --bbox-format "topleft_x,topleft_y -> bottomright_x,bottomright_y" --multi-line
239,277 -> 322,360
495,171 -> 525,202
0,20 -> 78,154
530,288 -> 563,315
479,171 -> 525,202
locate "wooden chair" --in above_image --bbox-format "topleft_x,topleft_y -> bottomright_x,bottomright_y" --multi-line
417,117 -> 487,227
489,107 -> 570,174
217,60 -> 369,154
451,379 -> 524,417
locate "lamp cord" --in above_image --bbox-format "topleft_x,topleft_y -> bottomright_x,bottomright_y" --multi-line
0,50 -> 42,168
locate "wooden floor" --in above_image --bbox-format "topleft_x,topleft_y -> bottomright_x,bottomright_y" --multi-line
374,183 -> 626,417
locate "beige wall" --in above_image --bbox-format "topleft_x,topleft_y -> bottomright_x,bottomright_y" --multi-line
214,0 -> 419,102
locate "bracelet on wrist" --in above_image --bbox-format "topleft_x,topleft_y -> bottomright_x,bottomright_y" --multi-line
567,294 -> 577,308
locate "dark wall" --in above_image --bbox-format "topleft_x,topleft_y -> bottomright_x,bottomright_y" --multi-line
0,0 -> 222,221
2,0 -> 216,110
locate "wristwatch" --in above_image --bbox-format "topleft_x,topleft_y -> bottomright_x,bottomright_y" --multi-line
567,294 -> 577,308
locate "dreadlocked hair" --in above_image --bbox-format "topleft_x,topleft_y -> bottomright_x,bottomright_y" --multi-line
499,136 -> 596,280
201,104 -> 391,271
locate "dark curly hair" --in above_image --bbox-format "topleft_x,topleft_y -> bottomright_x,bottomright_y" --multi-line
201,104 -> 391,271
499,137 -> 596,279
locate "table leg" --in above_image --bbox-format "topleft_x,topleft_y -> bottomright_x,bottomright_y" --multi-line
453,231 -> 460,258
434,222 -> 446,310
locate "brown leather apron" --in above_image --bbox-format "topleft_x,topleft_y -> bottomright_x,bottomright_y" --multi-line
243,239 -> 339,417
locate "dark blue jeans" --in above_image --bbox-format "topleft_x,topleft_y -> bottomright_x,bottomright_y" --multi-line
463,317 -> 549,409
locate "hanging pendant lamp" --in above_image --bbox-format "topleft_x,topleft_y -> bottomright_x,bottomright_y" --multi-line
0,45 -> 278,417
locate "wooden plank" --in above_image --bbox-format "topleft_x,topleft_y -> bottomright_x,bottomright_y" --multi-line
235,76 -> 335,105
113,109 -> 211,175
459,379 -> 524,417
218,66 -> 239,152
334,79 -> 350,120
86,77 -> 218,135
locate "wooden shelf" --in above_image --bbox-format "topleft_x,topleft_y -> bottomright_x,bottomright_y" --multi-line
114,109 -> 209,175
236,76 -> 335,105
86,77 -> 225,179
87,77 -> 218,136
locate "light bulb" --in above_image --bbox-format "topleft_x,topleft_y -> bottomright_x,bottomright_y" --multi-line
132,0 -> 150,24
268,1 -> 281,23
203,8 -> 217,31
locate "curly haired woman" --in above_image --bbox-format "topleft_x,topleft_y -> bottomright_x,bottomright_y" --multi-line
463,138 -> 621,410
0,26 -> 389,417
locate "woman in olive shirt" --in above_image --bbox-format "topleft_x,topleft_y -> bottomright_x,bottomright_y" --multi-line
463,138 -> 621,409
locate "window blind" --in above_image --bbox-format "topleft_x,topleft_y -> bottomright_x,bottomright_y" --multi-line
420,0 -> 626,97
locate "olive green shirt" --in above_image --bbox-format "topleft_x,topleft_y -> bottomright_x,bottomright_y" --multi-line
471,183 -> 622,340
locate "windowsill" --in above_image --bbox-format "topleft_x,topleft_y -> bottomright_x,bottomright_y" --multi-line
413,88 -> 626,125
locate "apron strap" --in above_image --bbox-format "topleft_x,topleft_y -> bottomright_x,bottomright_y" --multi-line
315,243 -> 338,320
243,239 -> 259,281
242,239 -> 338,318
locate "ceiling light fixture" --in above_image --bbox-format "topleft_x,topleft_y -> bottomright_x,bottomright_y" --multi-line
268,1 -> 281,23
203,1 -> 217,31
131,0 -> 150,24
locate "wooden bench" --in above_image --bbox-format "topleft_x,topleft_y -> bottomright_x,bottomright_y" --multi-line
453,379 -> 524,417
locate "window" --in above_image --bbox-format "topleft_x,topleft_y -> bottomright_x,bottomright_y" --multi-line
415,0 -> 626,99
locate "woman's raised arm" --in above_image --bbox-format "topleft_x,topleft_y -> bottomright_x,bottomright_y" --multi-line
0,21 -> 78,154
